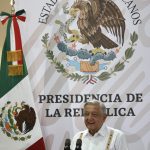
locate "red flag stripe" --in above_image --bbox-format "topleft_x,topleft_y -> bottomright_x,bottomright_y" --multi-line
26,138 -> 46,150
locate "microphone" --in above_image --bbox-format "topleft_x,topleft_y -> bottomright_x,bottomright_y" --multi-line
75,139 -> 82,150
64,139 -> 71,150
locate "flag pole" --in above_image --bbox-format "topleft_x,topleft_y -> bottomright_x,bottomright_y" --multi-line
10,0 -> 15,14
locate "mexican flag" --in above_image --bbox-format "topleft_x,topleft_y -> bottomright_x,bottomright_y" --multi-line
0,10 -> 45,150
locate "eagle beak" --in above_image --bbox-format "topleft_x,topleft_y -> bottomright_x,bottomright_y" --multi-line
69,35 -> 75,42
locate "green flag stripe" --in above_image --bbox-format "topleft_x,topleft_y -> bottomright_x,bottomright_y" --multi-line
0,16 -> 28,98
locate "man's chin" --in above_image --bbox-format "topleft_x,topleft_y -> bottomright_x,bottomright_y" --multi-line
87,124 -> 95,130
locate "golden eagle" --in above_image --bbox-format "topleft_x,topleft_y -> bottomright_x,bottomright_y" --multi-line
15,105 -> 36,134
69,0 -> 125,49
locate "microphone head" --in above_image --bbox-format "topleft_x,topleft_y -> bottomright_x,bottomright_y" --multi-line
64,139 -> 71,150
76,139 -> 82,148
64,138 -> 71,148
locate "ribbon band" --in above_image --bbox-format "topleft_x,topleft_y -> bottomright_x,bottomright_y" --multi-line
0,9 -> 26,76
0,9 -> 26,66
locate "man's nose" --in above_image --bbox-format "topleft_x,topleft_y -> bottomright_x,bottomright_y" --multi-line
87,114 -> 93,120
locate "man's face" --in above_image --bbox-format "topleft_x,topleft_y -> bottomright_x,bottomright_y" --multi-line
84,104 -> 106,135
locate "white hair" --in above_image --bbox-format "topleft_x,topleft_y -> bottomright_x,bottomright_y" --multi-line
84,100 -> 107,115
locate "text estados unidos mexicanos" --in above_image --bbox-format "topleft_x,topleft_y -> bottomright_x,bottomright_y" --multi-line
38,0 -> 142,25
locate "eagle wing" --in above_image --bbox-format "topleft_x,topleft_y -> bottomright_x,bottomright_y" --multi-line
89,0 -> 125,45
77,2 -> 101,47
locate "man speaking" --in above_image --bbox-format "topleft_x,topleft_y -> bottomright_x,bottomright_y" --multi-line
70,100 -> 128,150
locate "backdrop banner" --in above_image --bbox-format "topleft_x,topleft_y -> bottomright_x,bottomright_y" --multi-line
7,0 -> 150,149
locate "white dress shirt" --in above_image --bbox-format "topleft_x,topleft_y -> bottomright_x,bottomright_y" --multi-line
70,123 -> 128,150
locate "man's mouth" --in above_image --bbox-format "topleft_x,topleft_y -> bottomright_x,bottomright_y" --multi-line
87,122 -> 95,125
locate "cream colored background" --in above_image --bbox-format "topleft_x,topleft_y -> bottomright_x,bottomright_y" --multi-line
0,0 -> 10,61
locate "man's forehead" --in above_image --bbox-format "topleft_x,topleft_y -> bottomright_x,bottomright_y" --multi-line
84,104 -> 101,111
85,103 -> 100,107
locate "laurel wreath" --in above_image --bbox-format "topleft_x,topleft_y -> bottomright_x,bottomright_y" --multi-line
42,32 -> 138,83
0,101 -> 31,141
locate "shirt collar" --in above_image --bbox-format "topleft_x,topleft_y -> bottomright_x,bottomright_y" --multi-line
85,123 -> 108,137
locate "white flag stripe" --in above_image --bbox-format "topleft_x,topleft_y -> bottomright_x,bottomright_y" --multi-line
0,76 -> 43,150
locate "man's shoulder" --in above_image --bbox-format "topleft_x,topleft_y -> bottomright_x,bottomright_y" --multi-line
107,126 -> 125,136
74,129 -> 87,136
73,129 -> 88,139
